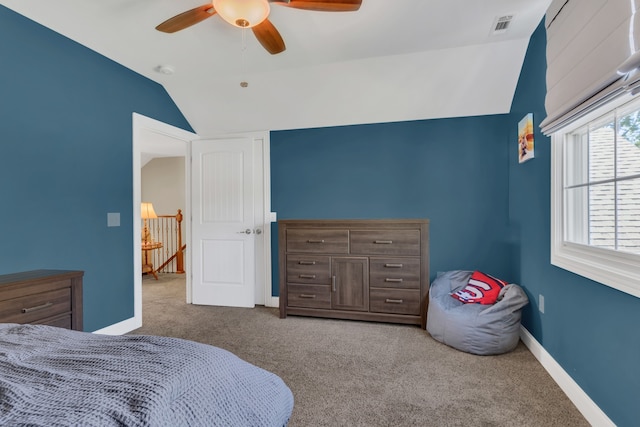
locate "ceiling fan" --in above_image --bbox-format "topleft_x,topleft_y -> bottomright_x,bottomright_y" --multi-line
155,0 -> 362,55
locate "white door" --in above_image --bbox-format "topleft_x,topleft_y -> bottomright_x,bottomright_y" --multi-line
191,137 -> 256,307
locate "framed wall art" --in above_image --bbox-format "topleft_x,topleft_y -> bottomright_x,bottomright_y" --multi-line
518,113 -> 534,163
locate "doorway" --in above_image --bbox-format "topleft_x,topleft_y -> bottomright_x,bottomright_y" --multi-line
141,155 -> 186,292
131,113 -> 274,331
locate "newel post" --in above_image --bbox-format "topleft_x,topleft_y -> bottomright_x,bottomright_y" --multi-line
176,209 -> 185,274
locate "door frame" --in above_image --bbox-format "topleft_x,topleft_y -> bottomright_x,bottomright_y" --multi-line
131,114 -> 198,331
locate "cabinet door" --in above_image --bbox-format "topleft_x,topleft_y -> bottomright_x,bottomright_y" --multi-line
331,257 -> 369,312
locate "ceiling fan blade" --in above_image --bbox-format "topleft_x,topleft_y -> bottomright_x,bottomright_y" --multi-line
156,4 -> 217,33
271,0 -> 362,12
252,19 -> 286,55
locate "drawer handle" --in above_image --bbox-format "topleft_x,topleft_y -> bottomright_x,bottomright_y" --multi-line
385,278 -> 403,283
21,302 -> 53,314
299,294 -> 316,299
385,298 -> 404,304
299,274 -> 316,279
332,276 -> 336,292
384,263 -> 403,268
374,240 -> 393,244
307,239 -> 325,244
298,261 -> 316,265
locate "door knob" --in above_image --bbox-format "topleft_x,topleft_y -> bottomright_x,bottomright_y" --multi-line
237,229 -> 252,234
254,228 -> 262,235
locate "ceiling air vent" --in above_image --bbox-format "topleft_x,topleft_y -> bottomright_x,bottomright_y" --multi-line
492,15 -> 514,35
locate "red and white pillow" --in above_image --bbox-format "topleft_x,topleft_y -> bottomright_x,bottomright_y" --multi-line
451,271 -> 508,305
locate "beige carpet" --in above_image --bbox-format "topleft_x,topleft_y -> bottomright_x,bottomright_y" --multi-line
131,274 -> 589,427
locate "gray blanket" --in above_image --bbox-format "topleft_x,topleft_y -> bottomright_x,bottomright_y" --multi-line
0,324 -> 293,426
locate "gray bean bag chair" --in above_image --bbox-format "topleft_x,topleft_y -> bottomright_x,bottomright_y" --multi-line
426,270 -> 529,355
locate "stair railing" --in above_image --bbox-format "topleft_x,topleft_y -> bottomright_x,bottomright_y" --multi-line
145,209 -> 186,274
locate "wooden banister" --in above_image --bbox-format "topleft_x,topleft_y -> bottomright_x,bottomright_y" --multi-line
176,209 -> 184,274
145,209 -> 187,275
155,244 -> 187,273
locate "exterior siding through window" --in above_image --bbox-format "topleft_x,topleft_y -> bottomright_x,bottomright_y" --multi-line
588,127 -> 640,253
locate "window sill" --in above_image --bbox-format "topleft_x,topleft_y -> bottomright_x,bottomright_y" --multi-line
551,242 -> 640,299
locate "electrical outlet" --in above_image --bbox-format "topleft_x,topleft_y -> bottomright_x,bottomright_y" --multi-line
539,294 -> 545,313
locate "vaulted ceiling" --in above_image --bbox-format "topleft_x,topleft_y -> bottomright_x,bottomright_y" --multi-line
1,0 -> 551,136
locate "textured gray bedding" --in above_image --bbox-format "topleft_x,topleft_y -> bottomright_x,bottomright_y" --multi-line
0,324 -> 293,426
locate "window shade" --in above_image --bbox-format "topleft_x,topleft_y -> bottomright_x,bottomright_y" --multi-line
541,0 -> 640,135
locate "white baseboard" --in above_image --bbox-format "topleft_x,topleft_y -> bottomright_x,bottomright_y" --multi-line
265,296 -> 279,308
92,316 -> 141,336
519,326 -> 614,426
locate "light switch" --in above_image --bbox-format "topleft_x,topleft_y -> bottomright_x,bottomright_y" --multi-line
107,212 -> 120,227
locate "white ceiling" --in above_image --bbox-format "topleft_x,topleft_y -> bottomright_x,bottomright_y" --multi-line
1,0 -> 551,137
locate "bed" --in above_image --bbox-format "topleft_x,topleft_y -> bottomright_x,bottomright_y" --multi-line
0,323 -> 294,426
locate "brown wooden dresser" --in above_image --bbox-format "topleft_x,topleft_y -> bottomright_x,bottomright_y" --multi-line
279,219 -> 429,328
0,270 -> 83,331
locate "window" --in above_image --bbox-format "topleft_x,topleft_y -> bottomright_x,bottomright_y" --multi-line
551,95 -> 640,298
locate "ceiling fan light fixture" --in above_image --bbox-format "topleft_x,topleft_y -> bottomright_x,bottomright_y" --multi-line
212,0 -> 270,28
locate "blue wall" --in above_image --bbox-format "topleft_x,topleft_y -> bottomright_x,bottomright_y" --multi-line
507,22 -> 639,427
271,116 -> 513,292
0,6 -> 192,331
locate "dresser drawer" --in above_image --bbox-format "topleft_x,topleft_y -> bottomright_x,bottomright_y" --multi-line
0,287 -> 71,324
286,255 -> 331,284
369,257 -> 420,289
286,229 -> 349,254
33,314 -> 72,329
287,284 -> 331,309
369,288 -> 420,315
350,229 -> 421,256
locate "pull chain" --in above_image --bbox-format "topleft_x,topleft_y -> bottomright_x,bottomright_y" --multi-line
240,28 -> 249,88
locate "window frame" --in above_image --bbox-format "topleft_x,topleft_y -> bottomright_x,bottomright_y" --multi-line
550,95 -> 640,299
